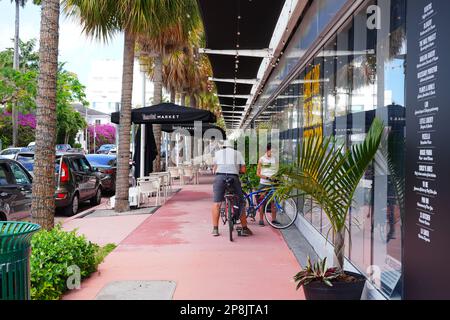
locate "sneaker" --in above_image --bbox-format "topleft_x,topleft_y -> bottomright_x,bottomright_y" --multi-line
259,220 -> 265,227
272,220 -> 281,226
212,228 -> 220,237
241,227 -> 253,236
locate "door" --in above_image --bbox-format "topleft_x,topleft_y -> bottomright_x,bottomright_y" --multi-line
71,157 -> 96,200
0,162 -> 31,221
70,157 -> 89,200
79,157 -> 97,198
8,161 -> 33,221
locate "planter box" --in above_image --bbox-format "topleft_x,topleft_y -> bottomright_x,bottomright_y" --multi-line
303,272 -> 366,300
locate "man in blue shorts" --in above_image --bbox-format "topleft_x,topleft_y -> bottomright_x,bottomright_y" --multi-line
211,141 -> 253,237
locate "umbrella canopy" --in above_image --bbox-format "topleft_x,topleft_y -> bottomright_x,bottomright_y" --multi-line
161,123 -> 226,139
111,103 -> 216,125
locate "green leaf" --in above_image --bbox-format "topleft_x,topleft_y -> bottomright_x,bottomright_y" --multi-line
279,118 -> 384,269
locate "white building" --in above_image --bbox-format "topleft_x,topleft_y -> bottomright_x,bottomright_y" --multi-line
72,103 -> 111,126
85,59 -> 169,115
72,103 -> 112,150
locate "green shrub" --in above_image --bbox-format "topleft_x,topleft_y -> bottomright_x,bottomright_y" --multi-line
242,164 -> 260,193
30,225 -> 116,300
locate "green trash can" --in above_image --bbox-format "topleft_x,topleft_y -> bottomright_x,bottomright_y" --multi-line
0,222 -> 41,300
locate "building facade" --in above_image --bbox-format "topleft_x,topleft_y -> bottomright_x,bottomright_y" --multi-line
237,0 -> 449,300
72,103 -> 113,150
86,59 -> 159,115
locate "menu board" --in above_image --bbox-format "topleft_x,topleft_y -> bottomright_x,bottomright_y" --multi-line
405,0 -> 450,300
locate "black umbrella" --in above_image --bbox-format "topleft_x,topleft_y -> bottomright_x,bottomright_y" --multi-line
111,103 -> 217,125
161,123 -> 227,139
133,124 -> 157,178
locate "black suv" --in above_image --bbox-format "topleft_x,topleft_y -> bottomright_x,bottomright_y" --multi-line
55,153 -> 102,216
0,158 -> 33,221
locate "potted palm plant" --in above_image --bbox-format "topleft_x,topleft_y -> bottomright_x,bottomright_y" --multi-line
274,118 -> 384,300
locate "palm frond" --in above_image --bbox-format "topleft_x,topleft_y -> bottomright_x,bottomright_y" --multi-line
274,118 -> 384,263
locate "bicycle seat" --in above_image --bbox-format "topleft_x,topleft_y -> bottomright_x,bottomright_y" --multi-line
224,177 -> 235,193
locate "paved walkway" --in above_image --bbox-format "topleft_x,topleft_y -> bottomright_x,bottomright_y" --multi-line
62,175 -> 304,300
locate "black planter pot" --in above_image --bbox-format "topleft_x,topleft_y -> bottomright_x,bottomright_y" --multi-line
303,272 -> 366,300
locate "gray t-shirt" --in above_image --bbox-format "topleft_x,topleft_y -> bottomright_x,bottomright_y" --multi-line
214,147 -> 245,175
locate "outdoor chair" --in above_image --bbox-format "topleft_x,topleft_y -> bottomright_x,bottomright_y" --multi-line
169,167 -> 183,186
137,177 -> 161,206
192,165 -> 200,185
150,172 -> 171,201
181,166 -> 195,185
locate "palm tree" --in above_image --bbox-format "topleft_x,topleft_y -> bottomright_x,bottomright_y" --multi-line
31,0 -> 60,230
64,0 -> 185,212
163,49 -> 190,104
137,1 -> 201,172
273,118 -> 384,271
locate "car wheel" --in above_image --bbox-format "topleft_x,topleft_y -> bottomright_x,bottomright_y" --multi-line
63,194 -> 79,217
91,188 -> 102,206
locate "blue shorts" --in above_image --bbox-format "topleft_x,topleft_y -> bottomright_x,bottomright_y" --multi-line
213,174 -> 244,203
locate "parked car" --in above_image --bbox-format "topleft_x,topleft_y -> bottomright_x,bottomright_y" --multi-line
68,148 -> 86,154
97,144 -> 116,155
27,142 -> 36,151
86,154 -> 117,194
55,153 -> 102,216
14,152 -> 35,177
0,147 -> 29,160
56,144 -> 72,152
0,158 -> 33,221
108,148 -> 117,155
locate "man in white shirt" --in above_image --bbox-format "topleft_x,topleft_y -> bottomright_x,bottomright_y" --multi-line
211,140 -> 252,237
257,143 -> 279,226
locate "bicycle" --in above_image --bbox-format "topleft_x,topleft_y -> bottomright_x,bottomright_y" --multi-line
244,182 -> 298,230
219,176 -> 242,242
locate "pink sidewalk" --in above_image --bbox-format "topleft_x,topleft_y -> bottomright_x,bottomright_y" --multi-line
63,176 -> 304,300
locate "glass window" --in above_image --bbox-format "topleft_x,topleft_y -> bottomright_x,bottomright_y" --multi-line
0,164 -> 11,186
252,0 -> 407,300
10,162 -> 31,185
371,0 -> 406,299
348,1 -> 378,275
79,157 -> 93,173
71,157 -> 91,173
323,38 -> 337,137
70,158 -> 82,172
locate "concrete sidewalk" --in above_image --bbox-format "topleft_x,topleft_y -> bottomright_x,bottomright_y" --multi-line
62,176 -> 304,300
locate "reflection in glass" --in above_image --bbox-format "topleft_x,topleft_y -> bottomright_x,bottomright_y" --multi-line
257,0 -> 406,300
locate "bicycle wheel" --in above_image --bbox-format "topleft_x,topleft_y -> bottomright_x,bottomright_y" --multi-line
264,197 -> 298,229
245,195 -> 257,221
226,198 -> 234,242
219,201 -> 227,225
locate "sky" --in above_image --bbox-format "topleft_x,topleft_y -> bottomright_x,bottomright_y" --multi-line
0,1 -> 124,85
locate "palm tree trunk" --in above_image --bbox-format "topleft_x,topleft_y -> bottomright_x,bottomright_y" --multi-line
152,53 -> 163,172
115,28 -> 135,213
180,92 -> 186,106
333,229 -> 346,271
170,90 -> 176,104
12,0 -> 20,147
32,0 -> 60,231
